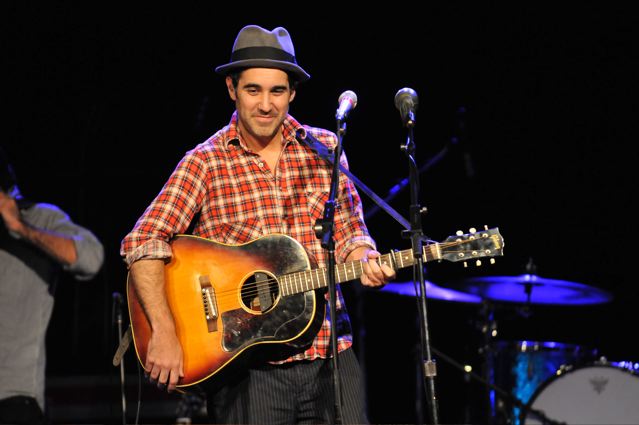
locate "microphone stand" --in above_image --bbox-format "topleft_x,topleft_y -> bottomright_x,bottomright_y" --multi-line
112,292 -> 127,425
400,120 -> 440,425
313,118 -> 348,424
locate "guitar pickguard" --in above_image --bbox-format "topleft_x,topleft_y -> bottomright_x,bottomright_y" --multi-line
221,291 -> 318,351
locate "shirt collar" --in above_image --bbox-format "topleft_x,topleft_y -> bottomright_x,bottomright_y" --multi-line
224,111 -> 306,150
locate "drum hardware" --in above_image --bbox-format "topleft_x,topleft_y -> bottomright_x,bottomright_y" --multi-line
440,260 -> 614,423
375,264 -> 617,424
492,340 -> 598,425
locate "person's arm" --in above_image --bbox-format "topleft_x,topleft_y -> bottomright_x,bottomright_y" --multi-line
129,258 -> 184,392
323,143 -> 395,287
0,192 -> 76,265
121,150 -> 210,392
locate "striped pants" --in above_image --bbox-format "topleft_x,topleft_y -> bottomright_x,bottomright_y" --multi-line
206,348 -> 368,424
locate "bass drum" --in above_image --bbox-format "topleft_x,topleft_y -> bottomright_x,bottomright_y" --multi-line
522,362 -> 639,425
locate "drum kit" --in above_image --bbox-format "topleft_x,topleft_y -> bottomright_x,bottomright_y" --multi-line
380,274 -> 639,425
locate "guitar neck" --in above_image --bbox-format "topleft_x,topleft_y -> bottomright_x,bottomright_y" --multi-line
279,245 -> 439,296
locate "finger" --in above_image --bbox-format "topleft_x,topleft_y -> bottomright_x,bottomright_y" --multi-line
362,262 -> 384,286
381,263 -> 396,280
366,256 -> 385,282
167,368 -> 180,392
146,362 -> 160,382
157,368 -> 170,387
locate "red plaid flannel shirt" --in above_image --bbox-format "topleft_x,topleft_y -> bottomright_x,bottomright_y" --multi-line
121,112 -> 376,361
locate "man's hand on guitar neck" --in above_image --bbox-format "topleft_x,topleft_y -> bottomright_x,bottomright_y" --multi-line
346,246 -> 396,288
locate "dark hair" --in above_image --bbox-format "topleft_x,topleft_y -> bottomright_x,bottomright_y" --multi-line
227,69 -> 299,91
0,147 -> 17,193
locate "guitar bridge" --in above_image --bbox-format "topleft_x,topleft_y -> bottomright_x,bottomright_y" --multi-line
199,275 -> 218,332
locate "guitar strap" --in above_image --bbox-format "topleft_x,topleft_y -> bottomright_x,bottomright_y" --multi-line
112,325 -> 133,366
295,129 -> 410,230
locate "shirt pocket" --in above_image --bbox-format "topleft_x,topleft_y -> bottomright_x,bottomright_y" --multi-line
305,191 -> 331,221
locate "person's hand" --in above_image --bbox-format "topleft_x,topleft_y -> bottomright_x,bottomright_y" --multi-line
347,247 -> 396,288
0,191 -> 24,234
145,328 -> 184,392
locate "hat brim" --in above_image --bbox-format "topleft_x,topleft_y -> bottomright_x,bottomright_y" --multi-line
215,59 -> 310,82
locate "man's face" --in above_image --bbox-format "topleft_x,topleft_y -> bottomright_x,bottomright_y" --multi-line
226,68 -> 296,144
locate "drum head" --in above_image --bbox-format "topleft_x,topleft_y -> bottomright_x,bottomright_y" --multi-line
522,363 -> 639,424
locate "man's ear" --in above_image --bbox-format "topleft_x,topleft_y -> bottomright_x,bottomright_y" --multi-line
289,89 -> 296,103
226,76 -> 237,101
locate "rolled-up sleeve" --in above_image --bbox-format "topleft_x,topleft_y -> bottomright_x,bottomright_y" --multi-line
35,203 -> 104,280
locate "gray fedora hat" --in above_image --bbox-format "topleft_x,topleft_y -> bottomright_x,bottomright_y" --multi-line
215,25 -> 310,82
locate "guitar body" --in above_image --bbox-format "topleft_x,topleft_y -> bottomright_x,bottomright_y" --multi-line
127,234 -> 325,387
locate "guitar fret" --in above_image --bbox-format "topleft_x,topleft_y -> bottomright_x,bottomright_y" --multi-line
389,251 -> 397,270
424,245 -> 432,262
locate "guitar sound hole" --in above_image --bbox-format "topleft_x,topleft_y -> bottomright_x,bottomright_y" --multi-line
240,272 -> 279,313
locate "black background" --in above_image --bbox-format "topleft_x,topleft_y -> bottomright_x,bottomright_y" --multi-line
5,3 -> 639,424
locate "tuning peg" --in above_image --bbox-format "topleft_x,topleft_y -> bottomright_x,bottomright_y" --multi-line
484,225 -> 489,230
490,258 -> 495,265
469,227 -> 477,234
463,261 -> 468,268
476,260 -> 482,267
456,230 -> 464,236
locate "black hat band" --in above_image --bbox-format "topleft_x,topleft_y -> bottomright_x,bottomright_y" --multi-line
231,46 -> 297,64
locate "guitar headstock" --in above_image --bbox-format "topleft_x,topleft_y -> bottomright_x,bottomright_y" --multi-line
437,226 -> 504,266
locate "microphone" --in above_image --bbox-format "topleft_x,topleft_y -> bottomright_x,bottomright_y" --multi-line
394,87 -> 419,127
112,292 -> 123,325
335,90 -> 358,121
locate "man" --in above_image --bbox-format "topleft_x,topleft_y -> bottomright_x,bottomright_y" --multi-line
120,25 -> 395,424
0,147 -> 104,425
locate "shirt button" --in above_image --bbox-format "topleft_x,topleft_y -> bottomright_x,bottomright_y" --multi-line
258,161 -> 264,168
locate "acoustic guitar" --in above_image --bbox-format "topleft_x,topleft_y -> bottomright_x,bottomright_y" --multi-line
127,227 -> 504,387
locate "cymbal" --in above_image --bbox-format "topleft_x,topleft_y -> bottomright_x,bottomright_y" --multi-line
380,281 -> 483,303
444,274 -> 613,305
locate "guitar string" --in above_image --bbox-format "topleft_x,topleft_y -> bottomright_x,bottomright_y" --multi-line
201,238 -> 497,302
207,239 -> 497,301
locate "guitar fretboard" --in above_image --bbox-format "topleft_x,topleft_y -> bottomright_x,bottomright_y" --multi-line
279,244 -> 440,296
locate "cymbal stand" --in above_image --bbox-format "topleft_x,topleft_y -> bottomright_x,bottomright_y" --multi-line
479,300 -> 497,423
